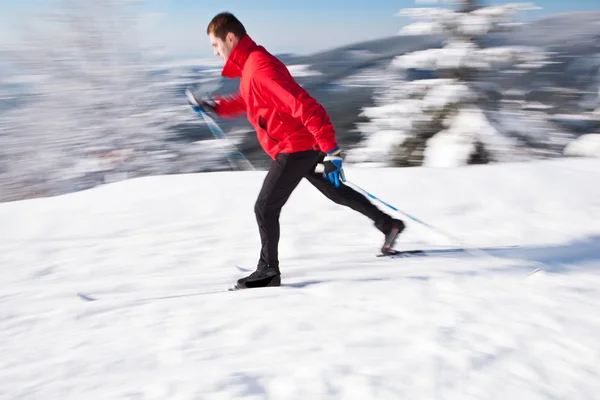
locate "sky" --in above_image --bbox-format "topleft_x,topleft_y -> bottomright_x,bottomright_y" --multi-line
1,0 -> 600,59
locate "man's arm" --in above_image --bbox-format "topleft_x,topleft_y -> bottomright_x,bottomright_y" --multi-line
213,93 -> 247,119
251,71 -> 338,153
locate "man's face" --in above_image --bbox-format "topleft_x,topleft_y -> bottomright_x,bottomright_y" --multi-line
209,32 -> 237,62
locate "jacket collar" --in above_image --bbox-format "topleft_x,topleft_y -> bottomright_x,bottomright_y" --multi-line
221,34 -> 258,78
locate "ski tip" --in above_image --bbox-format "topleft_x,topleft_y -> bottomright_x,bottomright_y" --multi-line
77,292 -> 96,302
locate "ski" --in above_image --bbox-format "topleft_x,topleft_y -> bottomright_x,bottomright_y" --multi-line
76,288 -> 230,304
378,246 -> 521,259
77,292 -> 97,302
378,248 -> 468,258
235,265 -> 253,272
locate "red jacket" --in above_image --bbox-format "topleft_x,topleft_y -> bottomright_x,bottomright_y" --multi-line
213,35 -> 338,159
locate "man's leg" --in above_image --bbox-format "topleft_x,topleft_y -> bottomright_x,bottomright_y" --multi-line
304,166 -> 389,230
254,150 -> 321,271
304,155 -> 405,252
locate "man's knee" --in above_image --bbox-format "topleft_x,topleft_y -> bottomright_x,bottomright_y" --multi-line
254,198 -> 265,217
254,198 -> 279,220
253,194 -> 264,217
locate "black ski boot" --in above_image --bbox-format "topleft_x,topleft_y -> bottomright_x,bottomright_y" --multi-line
379,218 -> 405,256
231,266 -> 281,290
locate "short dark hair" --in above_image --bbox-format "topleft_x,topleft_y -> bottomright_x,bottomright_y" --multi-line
206,12 -> 246,40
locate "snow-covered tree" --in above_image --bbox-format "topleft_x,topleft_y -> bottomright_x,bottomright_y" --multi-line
564,79 -> 600,158
347,0 -> 554,167
0,0 -> 178,199
596,85 -> 600,119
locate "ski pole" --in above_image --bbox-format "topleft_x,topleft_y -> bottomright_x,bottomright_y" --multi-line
315,163 -> 484,253
345,179 -> 462,242
186,89 -> 254,171
313,164 -> 435,225
348,179 -> 503,259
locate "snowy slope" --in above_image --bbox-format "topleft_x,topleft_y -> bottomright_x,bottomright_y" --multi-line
2,159 -> 600,399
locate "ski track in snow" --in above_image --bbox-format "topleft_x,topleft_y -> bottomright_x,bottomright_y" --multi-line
1,159 -> 600,399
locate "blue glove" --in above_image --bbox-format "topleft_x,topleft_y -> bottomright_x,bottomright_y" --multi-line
186,89 -> 216,116
321,147 -> 345,188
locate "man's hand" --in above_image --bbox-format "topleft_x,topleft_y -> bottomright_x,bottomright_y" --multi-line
185,89 -> 216,116
321,147 -> 345,188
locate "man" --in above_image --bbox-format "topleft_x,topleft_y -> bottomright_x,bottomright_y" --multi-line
188,12 -> 405,290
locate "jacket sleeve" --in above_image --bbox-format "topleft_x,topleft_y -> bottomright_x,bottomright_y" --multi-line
251,71 -> 338,153
213,93 -> 246,119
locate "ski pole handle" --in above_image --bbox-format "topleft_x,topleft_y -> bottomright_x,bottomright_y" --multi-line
314,163 -> 325,174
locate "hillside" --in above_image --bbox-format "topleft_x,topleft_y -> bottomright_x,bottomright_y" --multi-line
1,158 -> 600,398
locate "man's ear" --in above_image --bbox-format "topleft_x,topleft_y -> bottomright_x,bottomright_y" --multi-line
226,31 -> 238,46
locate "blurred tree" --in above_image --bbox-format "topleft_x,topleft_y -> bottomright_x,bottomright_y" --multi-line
596,85 -> 600,121
560,65 -> 600,158
347,0 -> 559,167
0,0 -> 175,200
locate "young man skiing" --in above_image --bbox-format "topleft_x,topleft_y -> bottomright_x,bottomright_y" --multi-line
187,12 -> 405,290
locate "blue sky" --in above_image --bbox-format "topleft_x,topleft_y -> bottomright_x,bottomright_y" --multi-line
2,0 -> 600,58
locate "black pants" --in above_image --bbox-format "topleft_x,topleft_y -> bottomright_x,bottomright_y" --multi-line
254,150 -> 393,271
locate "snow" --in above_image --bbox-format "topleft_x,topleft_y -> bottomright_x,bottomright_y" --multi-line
347,128 -> 410,163
395,44 -> 547,72
478,46 -> 548,68
286,64 -> 322,78
399,21 -> 441,36
397,3 -> 541,37
422,82 -> 477,111
153,58 -> 319,81
521,101 -> 553,110
361,100 -> 423,122
2,159 -> 600,399
424,132 -> 478,168
344,50 -> 377,60
327,64 -> 398,91
551,113 -> 598,122
0,74 -> 47,85
158,57 -> 226,69
564,134 -> 600,157
424,106 -> 513,166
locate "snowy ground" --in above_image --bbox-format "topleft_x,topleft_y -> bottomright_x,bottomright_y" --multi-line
1,159 -> 600,399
